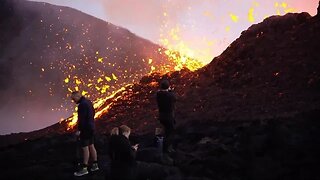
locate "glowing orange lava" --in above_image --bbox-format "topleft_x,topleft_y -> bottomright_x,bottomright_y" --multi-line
60,1 -> 297,130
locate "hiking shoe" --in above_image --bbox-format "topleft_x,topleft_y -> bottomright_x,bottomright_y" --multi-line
90,163 -> 99,172
74,167 -> 89,177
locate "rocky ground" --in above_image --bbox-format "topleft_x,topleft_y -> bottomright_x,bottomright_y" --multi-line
1,109 -> 320,180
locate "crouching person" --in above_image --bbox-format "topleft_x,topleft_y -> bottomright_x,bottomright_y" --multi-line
108,125 -> 180,180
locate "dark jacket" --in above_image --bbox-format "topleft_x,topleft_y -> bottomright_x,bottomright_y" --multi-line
156,90 -> 176,126
109,135 -> 137,180
109,135 -> 136,167
77,97 -> 95,136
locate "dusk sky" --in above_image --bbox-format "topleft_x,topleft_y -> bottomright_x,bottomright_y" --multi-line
31,0 -> 318,64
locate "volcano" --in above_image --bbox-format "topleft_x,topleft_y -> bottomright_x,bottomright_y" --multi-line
1,1 -> 320,180
0,0 -> 177,134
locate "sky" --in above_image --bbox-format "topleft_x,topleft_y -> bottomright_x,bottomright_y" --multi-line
31,0 -> 318,64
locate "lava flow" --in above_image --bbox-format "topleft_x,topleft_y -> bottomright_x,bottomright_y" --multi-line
62,47 -> 205,129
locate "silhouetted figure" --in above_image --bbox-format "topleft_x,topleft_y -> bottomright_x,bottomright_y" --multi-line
108,125 -> 176,180
109,127 -> 120,156
105,127 -> 119,179
108,125 -> 138,180
71,91 -> 99,176
156,79 -> 176,154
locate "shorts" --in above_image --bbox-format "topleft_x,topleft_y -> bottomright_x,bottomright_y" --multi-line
80,131 -> 94,147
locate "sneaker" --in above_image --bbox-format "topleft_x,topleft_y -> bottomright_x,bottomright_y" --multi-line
90,163 -> 99,172
74,167 -> 89,177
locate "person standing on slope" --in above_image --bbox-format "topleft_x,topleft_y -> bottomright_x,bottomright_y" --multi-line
71,91 -> 99,177
156,79 -> 177,155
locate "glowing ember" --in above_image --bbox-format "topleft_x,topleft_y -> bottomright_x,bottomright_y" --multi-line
248,8 -> 255,22
230,13 -> 239,22
159,25 -> 204,72
275,2 -> 296,15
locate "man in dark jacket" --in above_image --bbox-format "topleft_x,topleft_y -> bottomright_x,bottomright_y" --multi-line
156,79 -> 176,154
71,91 -> 99,176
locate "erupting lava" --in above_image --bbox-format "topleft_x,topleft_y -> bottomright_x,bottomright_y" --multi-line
61,35 -> 204,130
60,1 -> 298,130
59,29 -> 205,130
